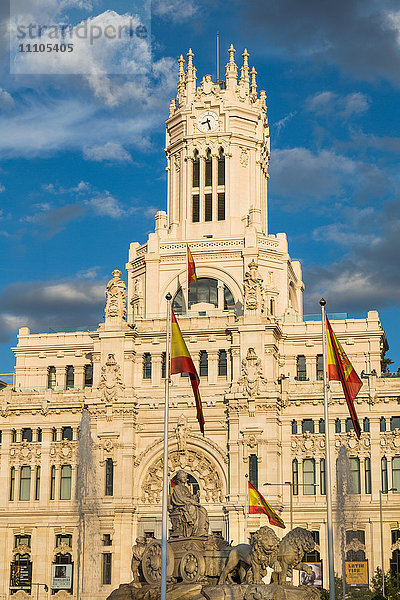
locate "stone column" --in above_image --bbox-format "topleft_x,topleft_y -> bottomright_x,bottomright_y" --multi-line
208,351 -> 218,385
152,353 -> 162,387
56,366 -> 66,390
217,282 -> 224,311
231,347 -> 241,382
74,365 -> 85,389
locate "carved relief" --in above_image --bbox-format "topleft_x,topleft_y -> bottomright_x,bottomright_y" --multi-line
131,277 -> 144,317
54,542 -> 73,556
50,441 -> 76,464
98,354 -> 124,403
174,152 -> 181,172
105,268 -> 127,321
236,348 -> 267,398
175,416 -> 188,453
291,433 -> 326,458
13,543 -> 31,556
345,538 -> 366,554
335,432 -> 370,456
142,449 -> 222,504
380,430 -> 400,455
243,261 -> 265,313
240,147 -> 249,167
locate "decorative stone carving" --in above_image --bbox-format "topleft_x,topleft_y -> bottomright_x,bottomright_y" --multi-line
201,74 -> 213,95
243,261 -> 265,314
334,431 -> 370,456
237,348 -> 267,398
99,354 -> 124,403
54,542 -> 73,556
53,592 -> 72,600
345,538 -> 365,554
131,537 -> 148,586
240,148 -> 249,167
13,543 -> 31,555
12,592 -> 30,600
174,152 -> 181,172
168,470 -> 210,537
131,278 -> 144,317
105,268 -> 127,322
142,449 -> 222,504
175,416 -> 188,453
380,430 -> 400,454
290,433 -> 325,458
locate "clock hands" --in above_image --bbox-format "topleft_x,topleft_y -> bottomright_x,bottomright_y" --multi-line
201,117 -> 212,130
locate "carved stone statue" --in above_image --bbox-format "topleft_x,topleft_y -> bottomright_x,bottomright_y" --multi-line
175,417 -> 188,453
105,268 -> 127,321
243,260 -> 265,313
168,470 -> 209,537
271,527 -> 316,584
98,354 -> 124,403
238,348 -> 267,398
131,537 -> 148,586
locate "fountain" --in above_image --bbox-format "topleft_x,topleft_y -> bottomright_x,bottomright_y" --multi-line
106,471 -> 320,600
76,409 -> 101,600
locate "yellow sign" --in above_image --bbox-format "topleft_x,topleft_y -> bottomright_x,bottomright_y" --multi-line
345,561 -> 369,586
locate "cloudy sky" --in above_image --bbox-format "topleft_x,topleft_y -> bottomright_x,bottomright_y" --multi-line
0,0 -> 400,376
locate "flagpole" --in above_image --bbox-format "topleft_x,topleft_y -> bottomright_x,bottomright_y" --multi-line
244,473 -> 248,543
320,298 -> 335,600
186,246 -> 189,316
161,292 -> 172,600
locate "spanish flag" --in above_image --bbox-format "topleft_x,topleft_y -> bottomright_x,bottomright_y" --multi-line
187,245 -> 197,284
248,482 -> 285,528
171,309 -> 204,434
326,316 -> 362,438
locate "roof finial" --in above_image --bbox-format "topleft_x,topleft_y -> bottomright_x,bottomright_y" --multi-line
225,43 -> 238,90
186,48 -> 196,101
250,66 -> 257,96
177,54 -> 186,105
240,48 -> 250,83
187,48 -> 194,69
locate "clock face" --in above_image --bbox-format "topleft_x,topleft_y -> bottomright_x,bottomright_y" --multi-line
197,111 -> 219,133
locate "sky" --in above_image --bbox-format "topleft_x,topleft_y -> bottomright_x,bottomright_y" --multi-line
0,0 -> 400,376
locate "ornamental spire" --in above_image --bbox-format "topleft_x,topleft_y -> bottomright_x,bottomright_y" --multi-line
177,54 -> 186,105
225,43 -> 238,90
186,48 -> 196,101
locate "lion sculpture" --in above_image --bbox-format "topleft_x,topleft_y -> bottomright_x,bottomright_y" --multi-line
218,526 -> 280,584
271,527 -> 316,584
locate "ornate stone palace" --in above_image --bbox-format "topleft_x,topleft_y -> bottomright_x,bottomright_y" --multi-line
1,45 -> 400,599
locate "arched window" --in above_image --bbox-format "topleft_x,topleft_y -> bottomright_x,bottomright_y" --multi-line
393,456 -> 400,492
335,418 -> 341,433
346,531 -> 366,560
249,454 -> 258,489
84,364 -> 93,387
346,417 -> 354,432
199,351 -> 208,377
37,428 -> 42,442
363,417 -> 370,433
66,365 -> 74,389
380,417 -> 386,432
218,350 -> 227,377
48,366 -> 56,389
52,427 -> 57,442
291,420 -> 298,434
218,148 -> 225,186
270,298 -> 275,315
192,150 -> 199,188
296,355 -> 307,380
173,278 -> 235,314
105,458 -> 114,496
205,149 -> 212,187
303,459 -> 316,495
143,353 -> 152,380
382,456 -> 388,493
12,428 -> 17,442
292,459 -> 299,495
60,465 -> 72,500
365,457 -> 371,494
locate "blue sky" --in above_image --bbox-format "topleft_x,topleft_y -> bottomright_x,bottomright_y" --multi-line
0,0 -> 400,376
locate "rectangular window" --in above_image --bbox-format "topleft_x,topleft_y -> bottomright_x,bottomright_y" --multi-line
393,457 -> 400,492
218,350 -> 227,377
62,427 -> 73,441
218,155 -> 225,186
391,417 -> 400,431
302,419 -> 315,434
161,353 -> 166,379
192,195 -> 200,223
60,465 -> 72,500
316,354 -> 323,380
205,155 -> 212,187
249,454 -> 258,489
143,353 -> 152,380
56,534 -> 72,547
102,553 -> 112,585
192,158 -> 199,188
48,366 -> 56,389
296,355 -> 307,380
66,365 -> 74,389
320,459 -> 326,495
292,460 -> 299,495
217,193 -> 225,221
199,351 -> 208,377
303,459 -> 316,495
205,193 -> 212,222
365,457 -> 371,494
50,465 -> 56,500
105,459 -> 114,496
35,466 -> 41,501
19,466 -> 31,501
84,364 -> 93,387
10,467 -> 15,501
350,458 -> 361,494
382,457 -> 388,493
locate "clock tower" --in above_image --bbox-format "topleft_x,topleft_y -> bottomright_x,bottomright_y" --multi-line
165,45 -> 270,240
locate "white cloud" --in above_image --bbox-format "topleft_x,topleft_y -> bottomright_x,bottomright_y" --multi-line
0,89 -> 15,111
83,142 -> 132,162
85,194 -> 126,218
77,266 -> 100,279
312,223 -> 379,246
72,180 -> 91,193
0,184 -> 5,193
151,0 -> 197,21
306,91 -> 370,117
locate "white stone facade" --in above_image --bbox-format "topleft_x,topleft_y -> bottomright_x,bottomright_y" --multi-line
0,46 -> 400,599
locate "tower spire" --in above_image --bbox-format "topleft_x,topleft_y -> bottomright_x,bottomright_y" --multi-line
225,43 -> 238,90
186,48 -> 196,101
177,54 -> 186,105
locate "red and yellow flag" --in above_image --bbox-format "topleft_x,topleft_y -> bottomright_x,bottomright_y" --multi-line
326,316 -> 362,438
248,482 -> 285,528
187,245 -> 197,284
171,309 -> 204,435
